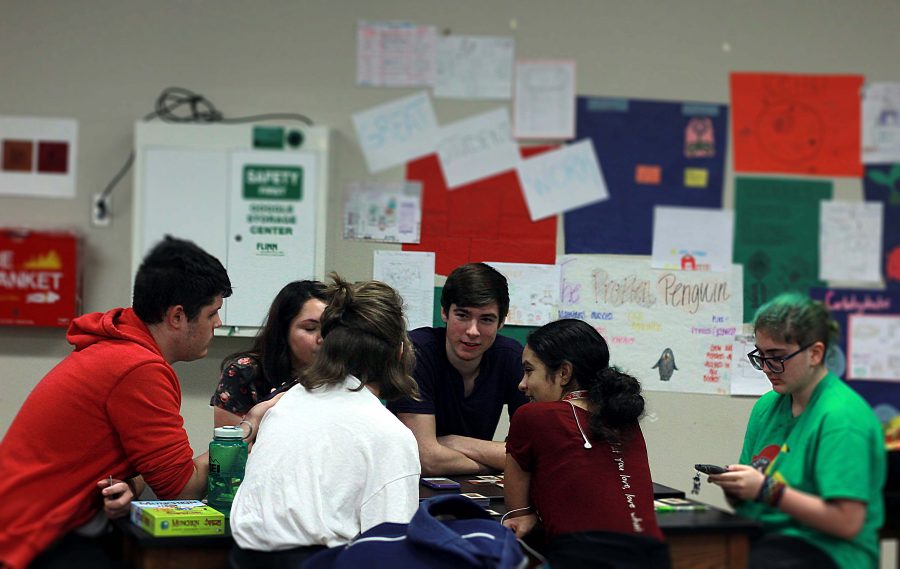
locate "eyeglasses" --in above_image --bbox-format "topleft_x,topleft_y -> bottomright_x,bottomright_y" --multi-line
747,343 -> 814,373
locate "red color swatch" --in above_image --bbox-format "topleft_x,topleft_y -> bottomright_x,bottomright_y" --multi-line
2,140 -> 33,172
37,141 -> 69,173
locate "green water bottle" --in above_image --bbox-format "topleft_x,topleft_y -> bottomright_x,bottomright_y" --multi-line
207,426 -> 248,516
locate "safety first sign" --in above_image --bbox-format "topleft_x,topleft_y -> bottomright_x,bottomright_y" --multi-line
0,230 -> 80,327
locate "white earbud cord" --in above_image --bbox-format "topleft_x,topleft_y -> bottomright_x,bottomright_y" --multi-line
566,401 -> 593,449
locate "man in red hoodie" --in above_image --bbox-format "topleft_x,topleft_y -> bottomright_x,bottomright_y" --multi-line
0,237 -> 272,569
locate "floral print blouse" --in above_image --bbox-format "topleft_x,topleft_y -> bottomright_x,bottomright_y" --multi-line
210,356 -> 288,417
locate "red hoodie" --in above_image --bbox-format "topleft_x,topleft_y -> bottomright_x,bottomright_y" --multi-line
0,308 -> 196,569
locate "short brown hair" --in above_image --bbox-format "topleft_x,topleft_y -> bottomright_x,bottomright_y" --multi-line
299,274 -> 419,402
441,263 -> 510,322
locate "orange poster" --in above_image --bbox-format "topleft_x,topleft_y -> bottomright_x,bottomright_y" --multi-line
730,72 -> 864,177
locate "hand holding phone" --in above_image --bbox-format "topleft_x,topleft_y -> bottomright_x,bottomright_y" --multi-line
421,477 -> 461,490
694,464 -> 728,475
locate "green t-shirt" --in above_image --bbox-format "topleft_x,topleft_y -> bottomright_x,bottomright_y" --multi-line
736,372 -> 886,569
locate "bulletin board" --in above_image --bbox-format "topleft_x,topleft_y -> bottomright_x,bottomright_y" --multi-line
131,122 -> 330,336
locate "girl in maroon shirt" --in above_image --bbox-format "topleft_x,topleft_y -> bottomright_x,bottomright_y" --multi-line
503,319 -> 669,568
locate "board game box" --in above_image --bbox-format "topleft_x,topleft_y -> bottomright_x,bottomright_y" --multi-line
130,500 -> 225,536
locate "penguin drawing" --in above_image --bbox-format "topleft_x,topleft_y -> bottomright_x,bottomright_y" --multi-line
652,348 -> 678,381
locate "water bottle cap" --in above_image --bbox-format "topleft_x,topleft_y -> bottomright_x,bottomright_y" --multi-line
213,426 -> 245,439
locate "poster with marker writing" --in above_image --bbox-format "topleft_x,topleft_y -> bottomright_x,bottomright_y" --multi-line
809,287 -> 900,448
558,255 -> 743,395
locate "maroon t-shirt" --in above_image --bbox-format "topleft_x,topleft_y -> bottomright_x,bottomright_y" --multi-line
507,401 -> 664,542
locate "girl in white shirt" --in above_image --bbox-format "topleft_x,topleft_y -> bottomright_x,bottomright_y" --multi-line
230,274 -> 421,569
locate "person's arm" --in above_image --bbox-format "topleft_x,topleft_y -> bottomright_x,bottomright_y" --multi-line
171,453 -> 210,499
97,475 -> 146,518
437,435 -> 506,471
210,356 -> 262,427
174,392 -> 286,499
502,454 -> 538,538
397,413 -> 489,475
709,464 -> 867,539
214,406 -> 243,428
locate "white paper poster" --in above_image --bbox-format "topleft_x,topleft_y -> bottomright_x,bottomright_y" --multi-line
373,250 -> 435,330
516,139 -> 608,221
356,21 -> 437,87
730,334 -> 770,396
862,82 -> 900,164
513,60 -> 576,140
353,92 -> 439,173
433,35 -> 515,99
0,116 -> 78,198
344,181 -> 422,243
651,206 -> 734,272
558,255 -> 743,395
437,108 -> 520,189
819,201 -> 883,283
487,262 -> 561,326
848,314 -> 900,381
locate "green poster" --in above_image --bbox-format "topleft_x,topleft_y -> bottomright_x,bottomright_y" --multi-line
734,177 -> 833,323
430,287 -> 535,346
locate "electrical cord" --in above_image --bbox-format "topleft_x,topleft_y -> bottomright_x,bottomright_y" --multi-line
98,87 -> 315,202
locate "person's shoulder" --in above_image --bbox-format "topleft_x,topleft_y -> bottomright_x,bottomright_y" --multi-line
222,353 -> 261,371
410,327 -> 443,348
512,401 -> 560,420
817,373 -> 881,427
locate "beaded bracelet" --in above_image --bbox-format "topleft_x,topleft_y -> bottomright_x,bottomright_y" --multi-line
755,475 -> 786,507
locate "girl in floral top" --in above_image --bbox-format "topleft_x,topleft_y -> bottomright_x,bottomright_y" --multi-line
210,280 -> 327,427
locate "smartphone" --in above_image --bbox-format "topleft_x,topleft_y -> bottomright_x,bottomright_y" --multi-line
421,477 -> 461,490
694,464 -> 728,475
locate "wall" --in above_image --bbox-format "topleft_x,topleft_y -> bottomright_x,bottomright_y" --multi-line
1,2 -> 897,558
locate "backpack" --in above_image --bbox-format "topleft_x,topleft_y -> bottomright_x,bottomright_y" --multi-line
301,494 -> 527,569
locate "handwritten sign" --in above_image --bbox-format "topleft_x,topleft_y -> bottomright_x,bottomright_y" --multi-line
356,21 -> 437,87
373,250 -> 435,331
436,108 -> 520,189
513,59 -> 576,139
558,255 -> 743,395
651,206 -> 734,272
487,262 -> 560,326
862,82 -> 900,164
516,139 -> 608,221
730,334 -> 770,396
848,314 -> 900,381
343,181 -> 422,243
819,200 -> 883,283
434,35 -> 514,99
352,91 -> 439,173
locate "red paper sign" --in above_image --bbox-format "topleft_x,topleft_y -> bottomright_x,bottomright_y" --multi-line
0,230 -> 81,327
731,72 -> 864,177
403,147 -> 558,276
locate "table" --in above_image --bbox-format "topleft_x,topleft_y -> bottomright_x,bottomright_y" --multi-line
422,477 -> 759,569
116,478 -> 760,569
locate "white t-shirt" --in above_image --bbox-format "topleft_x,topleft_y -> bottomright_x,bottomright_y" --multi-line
230,375 -> 421,550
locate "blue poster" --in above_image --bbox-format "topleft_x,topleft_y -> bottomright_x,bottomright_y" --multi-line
565,97 -> 728,254
863,164 -> 900,289
810,287 -> 900,445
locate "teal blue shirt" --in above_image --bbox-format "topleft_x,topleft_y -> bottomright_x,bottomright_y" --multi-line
736,372 -> 885,569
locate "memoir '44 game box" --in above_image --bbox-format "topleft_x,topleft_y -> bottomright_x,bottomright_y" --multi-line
130,500 -> 225,536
